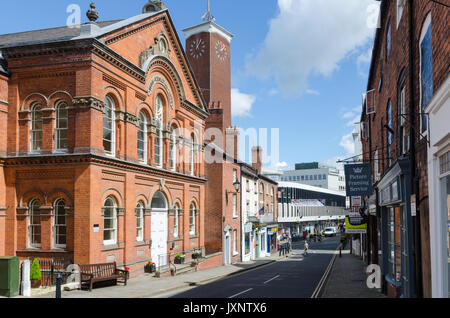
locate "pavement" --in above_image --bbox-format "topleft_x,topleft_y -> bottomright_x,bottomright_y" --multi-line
7,240 -> 386,299
319,247 -> 386,298
14,252 -> 288,299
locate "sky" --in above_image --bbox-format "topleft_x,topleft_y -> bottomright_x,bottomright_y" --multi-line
0,0 -> 379,171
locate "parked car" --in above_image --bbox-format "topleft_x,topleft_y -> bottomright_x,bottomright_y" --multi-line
324,227 -> 337,237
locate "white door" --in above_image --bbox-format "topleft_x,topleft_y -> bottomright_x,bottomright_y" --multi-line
224,233 -> 230,265
151,209 -> 168,268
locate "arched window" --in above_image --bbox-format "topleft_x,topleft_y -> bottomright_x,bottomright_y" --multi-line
419,14 -> 433,133
174,204 -> 180,238
55,102 -> 68,151
138,111 -> 148,162
155,96 -> 163,167
189,203 -> 196,236
30,103 -> 43,152
387,100 -> 393,167
103,196 -> 117,245
169,127 -> 177,171
190,134 -> 195,176
28,199 -> 41,248
103,96 -> 116,155
136,201 -> 145,242
53,199 -> 66,248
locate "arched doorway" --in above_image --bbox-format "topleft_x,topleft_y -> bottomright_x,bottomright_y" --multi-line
151,191 -> 168,268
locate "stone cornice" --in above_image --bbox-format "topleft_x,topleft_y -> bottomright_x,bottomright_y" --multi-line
71,96 -> 105,113
3,153 -> 207,183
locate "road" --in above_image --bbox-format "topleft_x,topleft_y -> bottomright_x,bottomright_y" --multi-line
168,234 -> 341,298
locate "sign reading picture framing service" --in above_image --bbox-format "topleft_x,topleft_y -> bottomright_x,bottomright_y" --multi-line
344,164 -> 373,197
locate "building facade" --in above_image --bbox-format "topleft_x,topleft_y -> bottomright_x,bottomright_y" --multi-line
0,2 -> 213,276
240,147 -> 279,261
183,18 -> 242,266
360,0 -> 448,298
280,162 -> 346,192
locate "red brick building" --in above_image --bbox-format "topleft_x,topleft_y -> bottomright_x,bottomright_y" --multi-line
0,2 -> 214,276
183,18 -> 242,265
360,0 -> 448,298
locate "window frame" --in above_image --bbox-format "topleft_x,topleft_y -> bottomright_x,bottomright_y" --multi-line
28,199 -> 42,248
103,196 -> 118,246
169,127 -> 177,171
155,95 -> 164,167
54,101 -> 68,152
136,201 -> 145,242
189,203 -> 196,236
30,103 -> 43,152
53,198 -> 67,249
174,204 -> 179,238
137,111 -> 148,163
103,96 -> 116,156
419,13 -> 433,135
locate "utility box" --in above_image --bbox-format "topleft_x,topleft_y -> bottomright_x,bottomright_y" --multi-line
0,256 -> 20,297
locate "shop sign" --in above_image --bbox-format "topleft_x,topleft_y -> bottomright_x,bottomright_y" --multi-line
369,194 -> 377,215
352,196 -> 361,207
348,212 -> 366,226
410,194 -> 416,217
244,223 -> 253,233
345,164 -> 373,196
345,216 -> 367,234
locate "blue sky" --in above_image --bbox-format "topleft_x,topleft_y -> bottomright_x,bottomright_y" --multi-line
0,0 -> 378,170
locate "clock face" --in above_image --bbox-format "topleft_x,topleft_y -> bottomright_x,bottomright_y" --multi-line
189,38 -> 206,59
215,40 -> 228,62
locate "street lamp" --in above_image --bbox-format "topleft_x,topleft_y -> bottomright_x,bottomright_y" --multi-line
225,180 -> 241,203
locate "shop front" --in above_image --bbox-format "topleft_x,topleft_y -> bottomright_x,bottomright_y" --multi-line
378,158 -> 415,298
267,226 -> 278,254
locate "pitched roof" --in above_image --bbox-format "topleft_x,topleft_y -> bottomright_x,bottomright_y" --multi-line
0,20 -> 120,49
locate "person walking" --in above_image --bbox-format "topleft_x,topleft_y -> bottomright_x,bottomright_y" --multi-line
304,241 -> 309,256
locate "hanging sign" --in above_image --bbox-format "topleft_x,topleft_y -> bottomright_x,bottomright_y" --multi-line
345,164 -> 373,196
345,216 -> 367,234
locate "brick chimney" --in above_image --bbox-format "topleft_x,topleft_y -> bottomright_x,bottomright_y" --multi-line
252,146 -> 262,173
226,126 -> 240,160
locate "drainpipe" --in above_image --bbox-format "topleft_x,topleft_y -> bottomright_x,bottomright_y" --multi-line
408,0 -> 422,298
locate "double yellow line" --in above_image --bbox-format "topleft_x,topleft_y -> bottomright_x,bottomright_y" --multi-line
310,246 -> 339,298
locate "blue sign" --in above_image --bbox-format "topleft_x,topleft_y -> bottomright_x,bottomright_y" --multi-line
344,164 -> 373,196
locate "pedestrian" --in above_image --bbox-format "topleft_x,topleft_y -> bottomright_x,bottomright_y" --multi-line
304,241 -> 309,256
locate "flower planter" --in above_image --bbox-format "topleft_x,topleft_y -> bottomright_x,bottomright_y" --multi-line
31,280 -> 41,289
174,258 -> 185,264
144,265 -> 156,273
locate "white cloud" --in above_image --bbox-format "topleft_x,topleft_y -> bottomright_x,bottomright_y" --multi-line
306,89 -> 320,96
276,161 -> 288,168
356,47 -> 373,77
340,133 -> 355,156
246,0 -> 376,97
341,105 -> 362,127
231,88 -> 256,117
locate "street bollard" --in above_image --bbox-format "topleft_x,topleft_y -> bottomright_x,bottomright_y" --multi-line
56,274 -> 62,298
339,247 -> 342,258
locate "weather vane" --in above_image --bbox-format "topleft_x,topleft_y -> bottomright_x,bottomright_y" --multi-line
202,0 -> 215,22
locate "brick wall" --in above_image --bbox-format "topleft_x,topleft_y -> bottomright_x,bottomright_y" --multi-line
0,12 -> 212,277
361,0 -> 448,298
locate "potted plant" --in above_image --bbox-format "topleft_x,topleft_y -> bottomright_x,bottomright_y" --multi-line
174,253 -> 185,264
30,258 -> 42,288
154,271 -> 161,278
191,251 -> 202,260
144,260 -> 156,273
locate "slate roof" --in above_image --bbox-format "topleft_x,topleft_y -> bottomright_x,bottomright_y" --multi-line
0,20 -> 121,49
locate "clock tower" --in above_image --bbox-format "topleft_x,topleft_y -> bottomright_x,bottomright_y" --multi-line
183,18 -> 233,142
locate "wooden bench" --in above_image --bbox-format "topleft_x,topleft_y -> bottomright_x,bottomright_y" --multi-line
79,262 -> 128,291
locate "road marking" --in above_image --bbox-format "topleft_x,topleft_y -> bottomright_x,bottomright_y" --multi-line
263,275 -> 280,284
310,246 -> 339,298
228,288 -> 253,299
